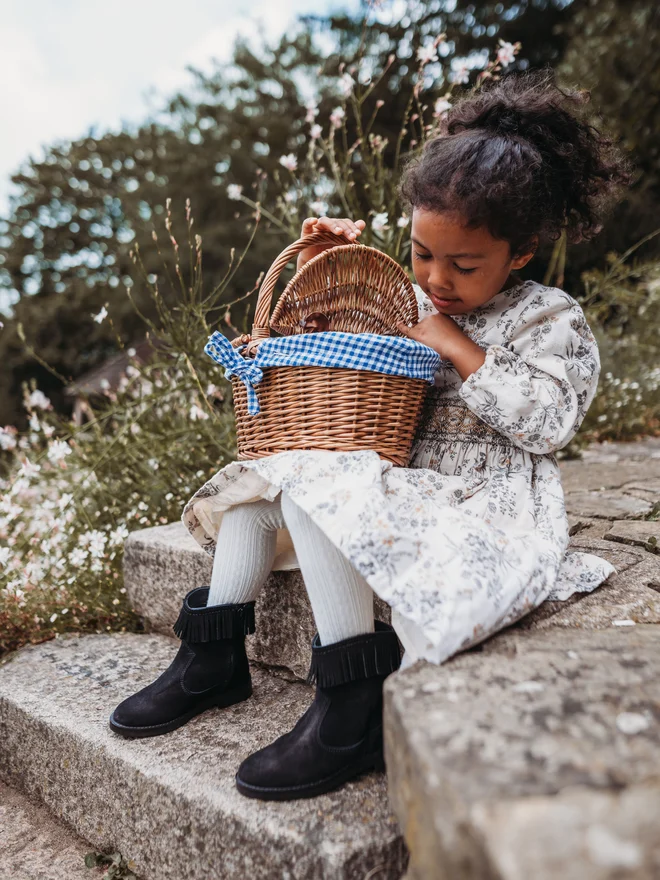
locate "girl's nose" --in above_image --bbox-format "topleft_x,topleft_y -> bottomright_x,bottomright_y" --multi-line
428,265 -> 453,292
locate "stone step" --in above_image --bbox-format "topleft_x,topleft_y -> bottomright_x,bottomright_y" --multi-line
123,521 -> 391,680
0,779 -> 107,880
0,632 -> 406,880
384,625 -> 660,880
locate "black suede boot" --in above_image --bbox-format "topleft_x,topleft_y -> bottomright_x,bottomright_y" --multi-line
109,586 -> 255,738
235,620 -> 401,801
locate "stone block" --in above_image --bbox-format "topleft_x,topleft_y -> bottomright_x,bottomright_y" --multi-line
124,522 -> 391,680
0,633 -> 407,880
384,626 -> 660,880
563,489 -> 652,520
0,780 -> 98,880
606,520 -> 660,555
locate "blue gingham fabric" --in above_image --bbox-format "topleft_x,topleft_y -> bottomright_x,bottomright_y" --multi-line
204,331 -> 441,415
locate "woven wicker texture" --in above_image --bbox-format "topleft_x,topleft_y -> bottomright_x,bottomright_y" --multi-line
233,230 -> 430,466
270,243 -> 418,336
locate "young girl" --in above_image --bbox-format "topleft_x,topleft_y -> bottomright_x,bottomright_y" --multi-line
109,70 -> 631,802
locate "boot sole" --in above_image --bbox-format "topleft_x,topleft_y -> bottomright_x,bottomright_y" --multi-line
108,681 -> 253,739
235,749 -> 385,801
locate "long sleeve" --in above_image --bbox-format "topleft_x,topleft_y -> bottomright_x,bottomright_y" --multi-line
458,290 -> 601,455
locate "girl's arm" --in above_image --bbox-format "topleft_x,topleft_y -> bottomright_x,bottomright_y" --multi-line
400,292 -> 601,455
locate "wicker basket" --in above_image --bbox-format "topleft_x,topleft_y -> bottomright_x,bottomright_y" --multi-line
231,230 -> 430,466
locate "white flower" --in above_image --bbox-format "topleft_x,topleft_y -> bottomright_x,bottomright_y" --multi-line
371,212 -> 389,233
93,305 -> 108,324
449,63 -> 470,85
416,44 -> 439,64
310,124 -> 322,140
109,524 -> 129,546
279,153 -> 298,172
433,97 -> 452,117
27,390 -> 51,410
88,530 -> 107,559
497,40 -> 516,66
368,133 -> 388,154
339,73 -> 354,96
99,378 -> 111,391
283,191 -> 297,204
227,184 -> 243,200
2,583 -> 25,607
310,200 -> 328,216
43,424 -> 55,437
329,106 -> 345,128
68,547 -> 88,567
29,413 -> 41,432
305,103 -> 319,123
189,403 -> 209,421
0,427 -> 17,450
20,458 -> 41,479
50,613 -> 58,623
47,440 -> 72,464
0,547 -> 10,566
397,214 -> 410,228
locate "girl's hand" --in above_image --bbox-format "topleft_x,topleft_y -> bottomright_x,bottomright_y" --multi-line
397,314 -> 459,356
296,216 -> 366,271
397,314 -> 487,381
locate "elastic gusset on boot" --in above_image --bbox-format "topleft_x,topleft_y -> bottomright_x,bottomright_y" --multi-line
172,586 -> 256,642
306,620 -> 402,687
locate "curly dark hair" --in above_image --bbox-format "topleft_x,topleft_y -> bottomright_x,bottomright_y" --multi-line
398,69 -> 633,256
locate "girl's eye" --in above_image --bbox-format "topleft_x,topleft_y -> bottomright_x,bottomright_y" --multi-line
413,251 -> 431,261
454,264 -> 477,275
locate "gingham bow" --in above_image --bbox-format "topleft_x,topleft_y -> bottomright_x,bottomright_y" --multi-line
204,332 -> 264,415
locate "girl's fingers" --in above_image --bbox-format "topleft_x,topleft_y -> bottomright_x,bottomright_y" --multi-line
307,216 -> 366,240
396,322 -> 412,336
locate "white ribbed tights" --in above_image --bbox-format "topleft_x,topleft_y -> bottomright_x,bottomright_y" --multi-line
206,494 -> 375,645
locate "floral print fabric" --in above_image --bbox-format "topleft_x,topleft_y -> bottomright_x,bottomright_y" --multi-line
182,280 -> 616,665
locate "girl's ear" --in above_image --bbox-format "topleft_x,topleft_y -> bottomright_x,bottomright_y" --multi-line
510,234 -> 539,270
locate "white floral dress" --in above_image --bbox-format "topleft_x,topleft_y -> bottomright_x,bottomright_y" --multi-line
182,279 -> 616,665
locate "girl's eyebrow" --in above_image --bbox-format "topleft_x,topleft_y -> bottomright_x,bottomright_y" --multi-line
411,237 -> 485,258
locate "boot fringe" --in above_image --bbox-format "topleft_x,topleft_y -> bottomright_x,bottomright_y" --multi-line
173,587 -> 256,642
306,622 -> 401,687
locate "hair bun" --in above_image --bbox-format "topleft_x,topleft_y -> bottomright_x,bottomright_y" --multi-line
459,93 -> 532,140
398,70 -> 632,251
488,107 -> 522,135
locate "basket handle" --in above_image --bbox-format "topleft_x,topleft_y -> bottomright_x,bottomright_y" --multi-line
251,231 -> 357,341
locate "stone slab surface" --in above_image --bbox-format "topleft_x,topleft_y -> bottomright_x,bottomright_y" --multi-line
606,520 -> 660,555
518,538 -> 660,633
563,489 -> 652,520
124,522 -> 391,681
384,626 -> 660,880
0,633 -> 406,880
0,779 -> 106,880
558,438 -> 660,495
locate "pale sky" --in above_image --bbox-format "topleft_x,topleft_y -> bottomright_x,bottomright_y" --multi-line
0,0 -> 361,217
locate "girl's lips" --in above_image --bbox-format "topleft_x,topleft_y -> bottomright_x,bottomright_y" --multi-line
430,293 -> 460,306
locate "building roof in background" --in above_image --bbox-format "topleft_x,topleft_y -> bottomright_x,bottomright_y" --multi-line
64,337 -> 168,397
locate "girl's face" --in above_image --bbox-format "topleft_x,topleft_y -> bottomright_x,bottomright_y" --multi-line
410,208 -> 536,315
